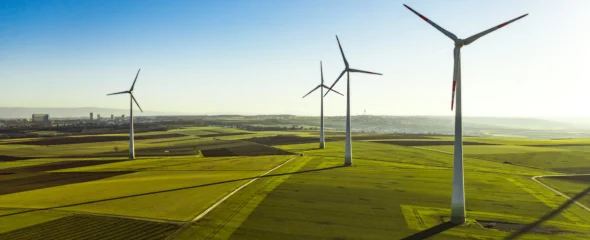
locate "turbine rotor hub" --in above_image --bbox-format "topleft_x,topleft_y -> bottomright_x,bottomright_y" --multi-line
455,39 -> 464,47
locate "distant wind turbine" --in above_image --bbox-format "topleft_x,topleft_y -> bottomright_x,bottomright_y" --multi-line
107,69 -> 144,160
325,35 -> 382,166
302,61 -> 343,149
403,4 -> 528,224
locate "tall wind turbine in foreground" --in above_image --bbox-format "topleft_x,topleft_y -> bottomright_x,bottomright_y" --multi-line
107,69 -> 144,160
325,36 -> 382,166
403,4 -> 528,224
302,61 -> 344,149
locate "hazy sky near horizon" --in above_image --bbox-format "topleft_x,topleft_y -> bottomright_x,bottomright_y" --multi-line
1,0 -> 589,117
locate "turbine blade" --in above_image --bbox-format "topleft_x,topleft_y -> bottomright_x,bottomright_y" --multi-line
320,61 -> 324,84
302,85 -> 321,99
451,47 -> 459,111
130,68 -> 141,91
131,94 -> 143,112
324,70 -> 346,97
107,90 -> 129,96
403,4 -> 457,41
464,14 -> 528,45
335,35 -> 349,67
349,68 -> 383,75
322,85 -> 343,96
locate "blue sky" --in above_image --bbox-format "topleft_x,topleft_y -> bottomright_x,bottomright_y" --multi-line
1,0 -> 589,117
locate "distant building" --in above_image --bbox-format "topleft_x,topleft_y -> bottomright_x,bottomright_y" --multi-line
111,114 -> 114,120
32,114 -> 49,122
121,114 -> 125,119
97,114 -> 101,120
90,112 -> 94,121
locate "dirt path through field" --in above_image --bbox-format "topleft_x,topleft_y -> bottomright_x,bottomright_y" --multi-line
531,174 -> 590,212
165,155 -> 301,239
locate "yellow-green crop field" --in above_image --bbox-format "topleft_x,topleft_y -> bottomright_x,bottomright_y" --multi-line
0,126 -> 589,239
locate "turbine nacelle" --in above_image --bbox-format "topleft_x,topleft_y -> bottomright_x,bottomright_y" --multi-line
404,4 -> 527,110
107,68 -> 143,112
324,35 -> 382,97
302,62 -> 344,98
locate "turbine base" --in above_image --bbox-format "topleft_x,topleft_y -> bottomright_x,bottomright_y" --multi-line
319,142 -> 325,149
450,216 -> 465,224
450,203 -> 466,224
344,155 -> 352,166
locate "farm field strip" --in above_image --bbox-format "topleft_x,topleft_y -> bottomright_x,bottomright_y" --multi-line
3,127 -> 590,239
191,155 -> 300,222
172,156 -> 315,240
0,214 -> 181,240
166,155 -> 301,239
532,175 -> 590,213
0,206 -> 184,225
0,170 -> 268,221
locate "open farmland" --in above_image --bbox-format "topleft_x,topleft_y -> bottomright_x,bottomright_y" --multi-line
0,126 -> 589,239
538,176 -> 590,209
8,133 -> 185,145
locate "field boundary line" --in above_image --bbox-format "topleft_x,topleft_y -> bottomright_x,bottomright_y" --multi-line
190,155 -> 300,222
531,175 -> 590,213
166,155 -> 300,239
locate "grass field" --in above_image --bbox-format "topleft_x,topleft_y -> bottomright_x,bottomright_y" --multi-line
538,176 -> 590,208
0,126 -> 589,239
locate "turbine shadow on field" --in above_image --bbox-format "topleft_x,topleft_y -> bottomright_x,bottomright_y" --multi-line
401,221 -> 460,240
505,187 -> 590,240
0,164 -> 345,219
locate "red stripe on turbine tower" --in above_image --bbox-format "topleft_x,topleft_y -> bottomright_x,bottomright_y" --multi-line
419,15 -> 429,22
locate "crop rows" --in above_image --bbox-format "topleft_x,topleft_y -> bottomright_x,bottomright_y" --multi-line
0,214 -> 179,240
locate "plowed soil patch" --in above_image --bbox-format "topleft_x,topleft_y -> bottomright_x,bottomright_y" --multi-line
0,214 -> 179,240
247,135 -> 320,146
353,134 -> 436,140
198,132 -> 252,138
10,133 -> 185,145
373,140 -> 498,146
202,144 -> 293,157
0,155 -> 30,161
201,148 -> 236,157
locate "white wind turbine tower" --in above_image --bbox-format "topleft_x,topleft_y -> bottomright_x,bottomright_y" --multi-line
324,35 -> 382,166
107,69 -> 144,160
403,4 -> 528,224
302,61 -> 344,149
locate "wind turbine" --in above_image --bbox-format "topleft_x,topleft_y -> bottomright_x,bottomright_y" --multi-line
403,4 -> 528,224
107,69 -> 144,160
302,61 -> 344,149
324,35 -> 382,166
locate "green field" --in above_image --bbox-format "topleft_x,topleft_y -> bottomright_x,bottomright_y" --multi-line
0,126 -> 589,239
